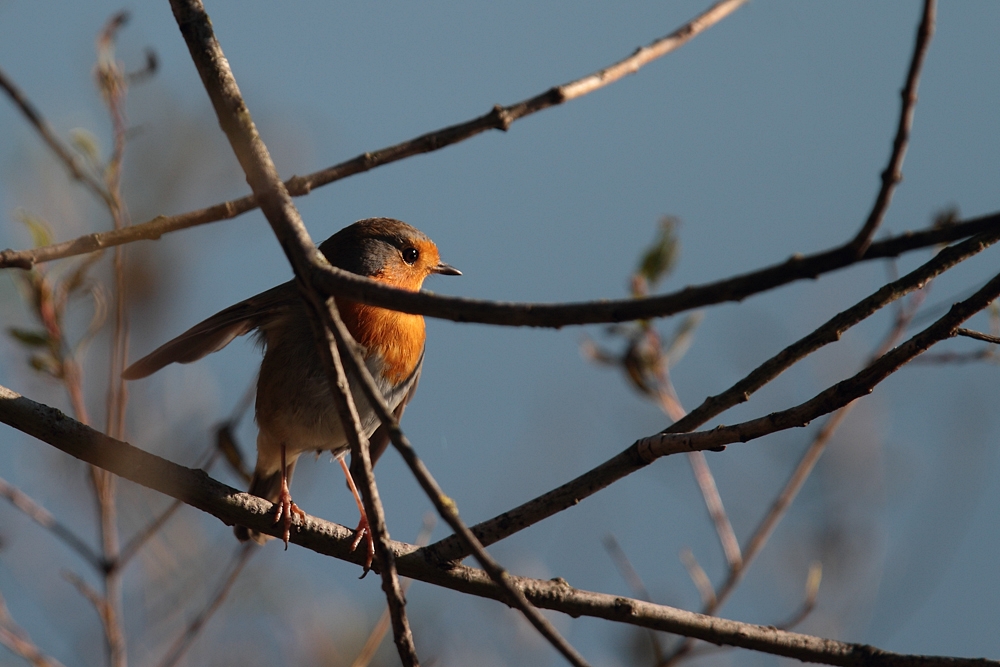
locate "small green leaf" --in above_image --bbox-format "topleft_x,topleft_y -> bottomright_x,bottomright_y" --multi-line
7,327 -> 52,348
70,128 -> 102,166
14,210 -> 54,249
663,312 -> 704,368
636,216 -> 679,289
29,353 -> 61,377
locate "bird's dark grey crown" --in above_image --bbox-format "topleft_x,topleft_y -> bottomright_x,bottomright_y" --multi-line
318,218 -> 429,277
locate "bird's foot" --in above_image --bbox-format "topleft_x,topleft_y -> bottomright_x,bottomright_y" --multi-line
350,513 -> 375,574
274,485 -> 306,549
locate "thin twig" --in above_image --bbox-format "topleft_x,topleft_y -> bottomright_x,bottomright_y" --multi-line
0,0 -> 746,271
637,271 -> 1000,457
213,379 -> 258,483
4,386 -> 1000,666
849,0 -> 936,255
155,543 -> 255,667
0,476 -> 104,570
667,284 -> 975,449
0,66 -> 112,206
652,375 -> 742,569
0,591 -> 67,667
725,287 -> 924,601
685,451 -> 741,569
120,436 -> 227,568
603,535 -> 665,664
117,499 -> 183,568
352,515 -> 437,667
955,327 -> 1000,345
603,535 -> 656,604
98,8 -> 134,446
62,571 -> 108,622
421,229 -> 1000,563
320,290 -> 593,667
89,14 -> 133,667
313,298 -> 411,630
777,562 -> 822,631
679,549 -> 716,609
912,350 -> 996,364
676,561 -> 823,664
663,288 -> 921,664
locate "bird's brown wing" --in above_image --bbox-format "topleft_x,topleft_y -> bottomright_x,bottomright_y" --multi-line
123,281 -> 299,380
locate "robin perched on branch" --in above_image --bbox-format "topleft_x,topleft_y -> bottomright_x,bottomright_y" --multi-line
124,218 -> 460,566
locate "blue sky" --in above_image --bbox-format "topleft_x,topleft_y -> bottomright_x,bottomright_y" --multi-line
1,2 -> 998,665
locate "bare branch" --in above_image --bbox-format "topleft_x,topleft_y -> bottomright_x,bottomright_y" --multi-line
0,476 -> 104,570
666,288 -> 928,665
603,535 -> 656,604
0,591 -> 67,667
62,571 -> 106,620
315,300 -> 414,650
352,515 -> 436,667
90,15 -> 135,667
777,562 -> 822,631
117,499 -> 183,568
638,270 -> 1000,457
603,535 -> 664,663
319,288 -> 593,667
679,549 -> 716,609
2,385 -> 998,666
122,427 -> 228,568
849,0 -> 937,254
167,1 -> 420,663
912,350 -> 995,364
558,0 -> 746,101
0,0 -> 746,270
955,327 -> 1000,345
685,451 -> 741,569
2,207 -> 998,333
155,543 -> 255,667
422,229 -> 1000,563
652,372 -> 741,571
0,66 -> 112,206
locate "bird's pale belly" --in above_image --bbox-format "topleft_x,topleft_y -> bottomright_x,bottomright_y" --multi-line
256,344 -> 413,460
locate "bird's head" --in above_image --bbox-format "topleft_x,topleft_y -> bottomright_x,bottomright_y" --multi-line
319,218 -> 460,292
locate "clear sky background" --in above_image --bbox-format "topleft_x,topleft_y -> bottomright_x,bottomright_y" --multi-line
1,2 -> 998,666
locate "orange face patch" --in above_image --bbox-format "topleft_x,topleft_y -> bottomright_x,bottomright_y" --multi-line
373,239 -> 443,291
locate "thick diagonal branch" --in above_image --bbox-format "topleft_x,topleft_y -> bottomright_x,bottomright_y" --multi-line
1,386 -> 998,667
168,0 -> 418,663
422,232 -> 1000,562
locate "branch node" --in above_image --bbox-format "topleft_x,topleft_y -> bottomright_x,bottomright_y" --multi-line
613,597 -> 637,616
0,249 -> 32,269
285,174 -> 310,196
490,103 -> 513,131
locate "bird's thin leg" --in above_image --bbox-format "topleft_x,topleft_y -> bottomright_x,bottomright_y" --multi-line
338,456 -> 374,571
274,444 -> 305,549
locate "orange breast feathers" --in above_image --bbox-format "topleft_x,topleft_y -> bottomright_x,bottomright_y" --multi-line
338,299 -> 425,383
336,237 -> 445,381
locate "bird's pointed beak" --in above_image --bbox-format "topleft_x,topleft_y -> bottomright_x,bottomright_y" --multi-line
433,262 -> 462,276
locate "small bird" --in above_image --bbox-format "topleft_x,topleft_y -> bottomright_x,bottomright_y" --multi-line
123,218 -> 459,562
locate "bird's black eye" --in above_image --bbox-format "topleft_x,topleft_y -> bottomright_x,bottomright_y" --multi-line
402,247 -> 419,265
